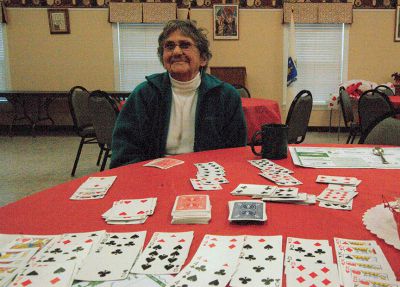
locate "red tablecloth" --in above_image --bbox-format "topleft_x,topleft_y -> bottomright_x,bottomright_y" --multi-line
241,98 -> 282,143
1,145 -> 399,283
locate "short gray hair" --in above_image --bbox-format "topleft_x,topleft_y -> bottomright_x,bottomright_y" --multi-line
157,20 -> 212,70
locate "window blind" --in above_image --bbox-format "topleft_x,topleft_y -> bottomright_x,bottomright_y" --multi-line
116,23 -> 165,91
294,24 -> 347,105
0,24 -> 8,102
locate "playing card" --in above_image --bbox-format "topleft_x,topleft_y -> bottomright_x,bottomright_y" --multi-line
0,249 -> 38,264
285,237 -> 333,266
6,236 -> 55,251
0,266 -> 20,287
230,235 -> 284,287
167,235 -> 245,287
230,184 -> 277,196
260,172 -> 303,186
107,198 -> 157,220
11,261 -> 76,287
34,231 -> 105,266
171,195 -> 211,224
248,159 -> 293,173
327,184 -> 357,192
228,200 -> 267,223
319,199 -> 353,210
131,231 -> 193,275
143,158 -> 184,169
317,188 -> 358,204
190,178 -> 222,191
316,175 -> 359,186
75,231 -> 146,281
270,187 -> 299,198
70,176 -> 117,200
286,262 -> 340,287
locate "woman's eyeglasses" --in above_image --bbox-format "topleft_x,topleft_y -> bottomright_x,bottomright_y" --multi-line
163,41 -> 195,52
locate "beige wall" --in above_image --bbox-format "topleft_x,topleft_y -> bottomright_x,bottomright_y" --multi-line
2,7 -> 399,127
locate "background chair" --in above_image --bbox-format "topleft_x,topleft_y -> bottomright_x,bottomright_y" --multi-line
358,111 -> 400,145
88,90 -> 120,171
375,84 -> 394,97
68,86 -> 102,177
233,84 -> 251,98
339,87 -> 360,144
285,90 -> 313,144
358,89 -> 395,140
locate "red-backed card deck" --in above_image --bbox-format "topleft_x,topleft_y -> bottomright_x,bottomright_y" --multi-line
143,158 -> 184,169
171,195 -> 211,224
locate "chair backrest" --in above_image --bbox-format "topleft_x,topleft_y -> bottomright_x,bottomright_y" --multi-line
358,89 -> 395,135
68,86 -> 92,133
358,111 -> 400,145
233,84 -> 251,98
339,86 -> 355,126
285,90 -> 313,144
375,85 -> 394,97
88,90 -> 120,146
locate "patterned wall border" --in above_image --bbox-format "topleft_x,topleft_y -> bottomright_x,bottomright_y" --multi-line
1,0 -> 397,9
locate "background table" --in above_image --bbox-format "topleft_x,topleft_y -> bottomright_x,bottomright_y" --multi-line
241,98 -> 282,143
0,145 -> 398,283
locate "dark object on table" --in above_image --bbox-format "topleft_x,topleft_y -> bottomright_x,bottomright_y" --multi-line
285,90 -> 313,144
88,90 -> 120,171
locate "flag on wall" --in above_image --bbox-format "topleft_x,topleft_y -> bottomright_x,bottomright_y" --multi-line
287,8 -> 297,87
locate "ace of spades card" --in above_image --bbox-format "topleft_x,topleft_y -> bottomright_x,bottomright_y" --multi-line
131,231 -> 193,275
75,231 -> 146,281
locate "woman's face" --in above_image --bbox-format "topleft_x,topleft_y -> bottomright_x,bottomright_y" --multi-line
162,30 -> 207,82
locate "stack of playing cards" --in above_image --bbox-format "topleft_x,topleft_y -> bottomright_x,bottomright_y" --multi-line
316,175 -> 361,210
102,198 -> 157,224
228,200 -> 267,224
70,176 -> 117,200
190,161 -> 228,191
284,237 -> 340,287
171,195 -> 211,224
230,184 -> 316,205
143,157 -> 184,169
248,159 -> 302,186
334,237 -> 397,287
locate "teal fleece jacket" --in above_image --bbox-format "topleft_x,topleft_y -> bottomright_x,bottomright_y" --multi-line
110,72 -> 247,168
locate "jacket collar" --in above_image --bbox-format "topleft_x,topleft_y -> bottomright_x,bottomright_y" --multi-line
145,71 -> 224,94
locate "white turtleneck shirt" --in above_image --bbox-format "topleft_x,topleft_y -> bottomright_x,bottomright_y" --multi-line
166,73 -> 201,155
165,73 -> 201,155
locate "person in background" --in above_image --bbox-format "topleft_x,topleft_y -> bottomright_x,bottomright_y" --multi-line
110,19 -> 246,168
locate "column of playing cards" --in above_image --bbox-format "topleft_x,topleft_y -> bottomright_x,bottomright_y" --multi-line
190,161 -> 228,190
101,198 -> 157,224
248,159 -> 303,186
230,183 -> 316,205
316,175 -> 361,211
171,195 -> 211,224
69,176 -> 117,200
284,237 -> 340,287
334,237 -> 397,287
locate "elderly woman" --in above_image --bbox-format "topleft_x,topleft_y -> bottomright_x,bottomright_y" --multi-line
110,20 -> 247,168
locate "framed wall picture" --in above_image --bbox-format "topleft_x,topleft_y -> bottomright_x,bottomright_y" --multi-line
213,4 -> 239,40
395,6 -> 400,42
48,9 -> 70,34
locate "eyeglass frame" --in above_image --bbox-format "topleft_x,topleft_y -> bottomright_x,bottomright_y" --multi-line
163,40 -> 197,52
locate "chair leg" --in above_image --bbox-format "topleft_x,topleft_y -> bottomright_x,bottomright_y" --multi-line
346,133 -> 352,144
97,145 -> 104,166
71,137 -> 85,177
100,149 -> 110,172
